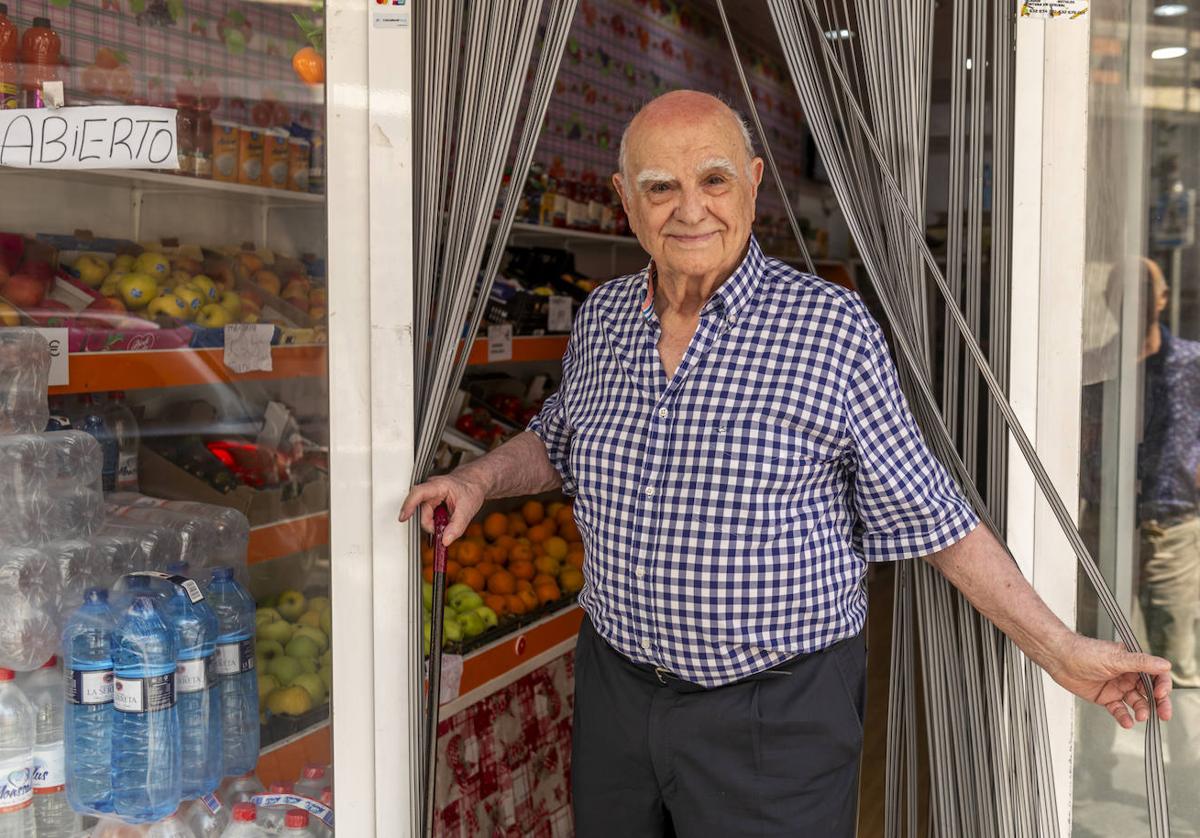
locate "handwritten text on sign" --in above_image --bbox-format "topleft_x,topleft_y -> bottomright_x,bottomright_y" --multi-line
0,106 -> 179,170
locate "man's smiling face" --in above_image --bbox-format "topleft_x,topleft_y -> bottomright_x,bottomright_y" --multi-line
614,91 -> 764,282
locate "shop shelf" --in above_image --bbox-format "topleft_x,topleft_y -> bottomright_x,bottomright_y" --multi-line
458,604 -> 583,696
48,345 -> 328,394
249,511 -> 331,565
0,167 -> 325,206
507,221 -> 642,247
257,719 -> 332,787
465,335 -> 568,365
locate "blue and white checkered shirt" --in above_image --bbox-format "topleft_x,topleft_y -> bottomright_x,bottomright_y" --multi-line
528,237 -> 978,687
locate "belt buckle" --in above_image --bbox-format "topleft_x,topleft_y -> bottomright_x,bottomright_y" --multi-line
653,666 -> 670,686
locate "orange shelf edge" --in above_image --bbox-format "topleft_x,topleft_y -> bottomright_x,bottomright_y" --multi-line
256,723 -> 331,788
48,345 -> 328,395
248,512 -> 331,565
457,605 -> 582,697
465,335 -> 568,366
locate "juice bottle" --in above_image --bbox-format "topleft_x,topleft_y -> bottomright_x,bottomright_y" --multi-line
20,17 -> 60,109
0,4 -> 18,110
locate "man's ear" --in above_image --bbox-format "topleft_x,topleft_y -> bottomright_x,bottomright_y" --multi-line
612,172 -> 629,213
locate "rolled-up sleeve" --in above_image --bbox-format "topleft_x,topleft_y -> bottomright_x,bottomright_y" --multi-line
844,304 -> 978,561
525,329 -> 579,496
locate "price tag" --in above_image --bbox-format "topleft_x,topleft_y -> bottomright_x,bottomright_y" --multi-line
487,324 -> 512,363
547,297 -> 572,333
30,327 -> 68,386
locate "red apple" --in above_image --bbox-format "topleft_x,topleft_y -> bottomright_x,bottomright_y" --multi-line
29,299 -> 72,327
80,296 -> 128,328
1,274 -> 47,308
19,261 -> 53,283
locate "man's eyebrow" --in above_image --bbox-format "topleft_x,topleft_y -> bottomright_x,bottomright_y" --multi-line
697,157 -> 737,178
636,168 -> 677,189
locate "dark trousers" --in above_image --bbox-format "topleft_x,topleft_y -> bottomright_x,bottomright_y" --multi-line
571,617 -> 866,837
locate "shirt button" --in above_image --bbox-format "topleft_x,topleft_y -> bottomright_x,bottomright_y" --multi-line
635,568 -> 645,579
641,638 -> 652,650
727,314 -> 737,325
644,486 -> 655,497
658,407 -> 668,419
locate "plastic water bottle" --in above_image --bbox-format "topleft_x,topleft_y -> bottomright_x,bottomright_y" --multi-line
254,782 -> 293,833
183,793 -> 232,838
282,810 -> 314,836
76,395 -> 118,492
147,811 -> 198,837
162,579 -> 221,798
206,568 -> 258,776
292,765 -> 328,801
102,391 -> 140,491
0,668 -> 33,837
217,773 -> 264,807
313,789 -> 332,838
62,587 -> 115,815
20,657 -> 79,837
220,802 -> 265,837
111,595 -> 182,822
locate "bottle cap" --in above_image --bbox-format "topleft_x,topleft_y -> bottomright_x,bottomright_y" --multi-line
32,16 -> 50,27
302,764 -> 325,779
232,802 -> 256,822
40,656 -> 56,669
285,810 -> 310,828
320,788 -> 332,806
270,781 -> 293,794
0,670 -> 14,682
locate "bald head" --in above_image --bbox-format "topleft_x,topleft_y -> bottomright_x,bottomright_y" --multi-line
618,91 -> 755,181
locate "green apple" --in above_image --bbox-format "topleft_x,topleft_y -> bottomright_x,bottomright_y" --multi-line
319,665 -> 333,693
299,657 -> 318,674
474,606 -> 498,630
294,626 -> 328,653
256,639 -> 284,662
449,591 -> 484,613
319,649 -> 332,668
293,672 -> 328,704
188,274 -> 219,302
258,620 -> 294,645
441,616 -> 464,644
258,672 -> 280,704
446,583 -> 474,601
320,608 -> 332,637
307,596 -> 331,614
423,622 -> 432,654
456,610 -> 485,638
117,273 -> 158,310
285,634 -> 320,661
297,611 -> 322,630
73,254 -> 109,288
196,303 -> 233,327
267,655 -> 303,687
276,590 -> 307,621
134,251 -> 171,277
421,583 -> 434,611
256,607 -> 283,626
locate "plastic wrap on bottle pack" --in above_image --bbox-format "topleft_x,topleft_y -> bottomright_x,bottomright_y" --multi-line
92,814 -> 199,837
92,532 -> 152,586
0,547 -> 62,671
98,518 -> 186,573
107,494 -> 251,586
0,433 -> 105,547
104,504 -> 222,578
0,329 -> 50,436
45,539 -> 109,619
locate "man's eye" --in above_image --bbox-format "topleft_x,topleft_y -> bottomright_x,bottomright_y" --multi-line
649,183 -> 671,193
707,175 -> 726,186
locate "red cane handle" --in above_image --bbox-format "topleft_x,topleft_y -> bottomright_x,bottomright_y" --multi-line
433,503 -> 450,572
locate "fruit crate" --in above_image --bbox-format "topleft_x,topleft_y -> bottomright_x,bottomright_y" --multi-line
261,702 -> 330,748
437,592 -> 580,658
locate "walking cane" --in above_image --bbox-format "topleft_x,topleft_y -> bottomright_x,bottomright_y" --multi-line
422,503 -> 450,837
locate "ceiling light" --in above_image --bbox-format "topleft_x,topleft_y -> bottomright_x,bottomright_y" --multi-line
966,58 -> 973,69
823,29 -> 853,40
1152,46 -> 1188,59
1154,4 -> 1188,16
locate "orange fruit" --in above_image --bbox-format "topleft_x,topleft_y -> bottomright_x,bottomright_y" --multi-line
510,560 -> 535,581
483,512 -> 508,540
542,518 -> 559,536
554,506 -> 574,527
516,579 -> 533,594
506,594 -> 528,616
566,547 -> 585,570
484,594 -> 509,617
445,560 -> 461,583
559,567 -> 584,594
543,536 -> 568,560
522,501 -> 545,525
518,589 -> 539,611
483,545 -> 507,565
292,46 -> 326,87
476,561 -> 498,579
510,544 -> 534,564
422,566 -> 434,583
420,544 -> 434,565
527,524 -> 551,544
532,573 -> 556,587
496,534 -> 517,552
535,582 -> 560,604
488,570 -> 516,595
458,567 -> 485,592
559,520 -> 581,542
466,522 -> 484,540
532,542 -> 547,558
507,514 -> 527,536
534,555 -> 560,577
447,541 -> 461,563
456,541 -> 483,567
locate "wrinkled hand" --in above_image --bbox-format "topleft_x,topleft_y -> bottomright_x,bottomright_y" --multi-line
398,473 -> 485,546
1050,635 -> 1173,729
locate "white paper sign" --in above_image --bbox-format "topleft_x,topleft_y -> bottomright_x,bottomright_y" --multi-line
29,327 -> 68,386
1018,0 -> 1088,18
547,296 -> 572,332
223,324 -> 274,373
0,106 -> 179,170
487,323 -> 513,363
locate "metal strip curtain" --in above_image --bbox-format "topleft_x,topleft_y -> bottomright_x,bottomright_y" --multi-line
749,1 -> 1169,835
410,2 -> 578,831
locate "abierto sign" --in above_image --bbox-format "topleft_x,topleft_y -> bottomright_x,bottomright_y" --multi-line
0,106 -> 179,170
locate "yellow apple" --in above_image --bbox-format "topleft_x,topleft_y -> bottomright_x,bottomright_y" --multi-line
73,254 -> 110,288
112,254 -> 136,273
117,273 -> 158,310
134,252 -> 171,278
188,275 -> 219,302
146,294 -> 189,319
218,290 -> 242,316
241,313 -> 261,324
195,303 -> 232,328
174,286 -> 205,318
0,301 -> 19,327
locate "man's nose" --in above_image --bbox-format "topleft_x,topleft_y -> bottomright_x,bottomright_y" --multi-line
673,187 -> 708,225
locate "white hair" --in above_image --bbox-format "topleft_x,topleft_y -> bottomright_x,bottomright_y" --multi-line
618,95 -> 756,181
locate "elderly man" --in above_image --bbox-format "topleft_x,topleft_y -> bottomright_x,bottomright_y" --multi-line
402,91 -> 1171,836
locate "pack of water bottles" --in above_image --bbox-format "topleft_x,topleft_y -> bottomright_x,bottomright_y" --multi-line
61,567 -> 260,827
0,330 -> 51,436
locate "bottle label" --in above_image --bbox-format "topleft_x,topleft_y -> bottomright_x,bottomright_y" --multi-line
177,655 -> 216,694
66,668 -> 114,705
250,793 -> 334,828
116,451 -> 138,490
113,672 -> 176,713
201,791 -> 222,814
31,746 -> 65,794
0,756 -> 32,813
126,571 -> 205,603
215,636 -> 255,676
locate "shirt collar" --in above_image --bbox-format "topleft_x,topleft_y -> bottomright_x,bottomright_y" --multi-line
636,236 -> 766,325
